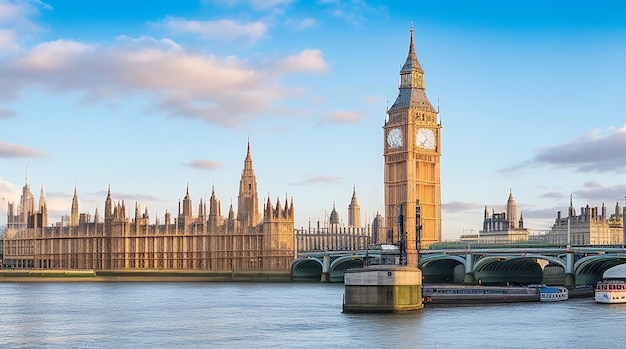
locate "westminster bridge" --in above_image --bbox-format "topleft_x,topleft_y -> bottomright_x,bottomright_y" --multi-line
291,244 -> 626,286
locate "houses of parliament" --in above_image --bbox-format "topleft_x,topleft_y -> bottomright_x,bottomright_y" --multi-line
3,142 -> 296,271
3,28 -> 446,271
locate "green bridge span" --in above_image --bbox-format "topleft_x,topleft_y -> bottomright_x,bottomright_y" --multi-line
291,245 -> 626,286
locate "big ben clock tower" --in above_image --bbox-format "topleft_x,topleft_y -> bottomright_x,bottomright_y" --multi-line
384,27 -> 442,266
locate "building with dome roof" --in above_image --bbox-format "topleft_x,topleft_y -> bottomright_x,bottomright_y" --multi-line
295,187 -> 377,252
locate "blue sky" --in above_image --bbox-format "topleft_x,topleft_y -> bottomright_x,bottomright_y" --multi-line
1,0 -> 626,240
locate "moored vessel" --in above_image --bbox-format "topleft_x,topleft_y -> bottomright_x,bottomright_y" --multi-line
536,285 -> 568,302
595,279 -> 626,304
422,284 -> 539,304
568,285 -> 594,298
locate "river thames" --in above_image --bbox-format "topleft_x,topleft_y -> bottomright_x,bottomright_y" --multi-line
1,281 -> 624,348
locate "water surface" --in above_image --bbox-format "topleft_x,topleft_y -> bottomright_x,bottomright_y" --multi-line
1,282 -> 623,348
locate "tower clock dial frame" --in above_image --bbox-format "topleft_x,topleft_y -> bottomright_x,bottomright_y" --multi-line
387,128 -> 403,148
416,128 -> 436,150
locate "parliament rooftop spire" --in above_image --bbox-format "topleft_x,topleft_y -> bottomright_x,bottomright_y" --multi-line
70,185 -> 79,226
237,139 -> 259,227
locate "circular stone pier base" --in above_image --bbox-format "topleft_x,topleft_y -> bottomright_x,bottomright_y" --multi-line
343,265 -> 423,313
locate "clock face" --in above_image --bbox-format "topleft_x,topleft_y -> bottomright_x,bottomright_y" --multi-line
387,128 -> 403,148
416,128 -> 436,150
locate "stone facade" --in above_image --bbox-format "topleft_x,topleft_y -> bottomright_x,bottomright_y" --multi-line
383,27 -> 442,262
295,188 -> 376,252
535,199 -> 624,246
3,142 -> 295,271
465,191 -> 529,243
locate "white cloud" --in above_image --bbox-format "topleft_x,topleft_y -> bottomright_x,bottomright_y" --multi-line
0,0 -> 47,51
276,49 -> 328,73
290,17 -> 316,31
0,141 -> 45,158
533,125 -> 626,173
291,176 -> 343,185
0,108 -> 17,119
331,110 -> 363,123
163,17 -> 267,42
315,110 -> 364,126
0,29 -> 19,51
0,36 -> 330,128
442,201 -> 483,213
0,1 -> 27,23
0,176 -> 19,199
0,176 -> 20,220
500,125 -> 626,174
212,0 -> 294,10
187,160 -> 223,171
247,0 -> 293,9
18,39 -> 93,71
363,95 -> 382,104
575,182 -> 626,203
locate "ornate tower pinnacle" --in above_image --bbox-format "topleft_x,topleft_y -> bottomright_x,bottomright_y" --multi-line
237,139 -> 260,227
70,185 -> 79,226
506,189 -> 519,229
105,184 -> 113,223
182,182 -> 192,218
329,201 -> 339,225
208,185 -> 221,226
348,185 -> 361,227
38,182 -> 48,227
19,168 -> 35,226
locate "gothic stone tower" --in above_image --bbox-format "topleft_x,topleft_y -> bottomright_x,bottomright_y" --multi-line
348,186 -> 361,227
384,28 -> 442,265
237,140 -> 260,228
263,196 -> 295,250
70,186 -> 79,226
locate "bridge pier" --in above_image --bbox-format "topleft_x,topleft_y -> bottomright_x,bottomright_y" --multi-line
564,250 -> 576,288
343,266 -> 423,312
320,253 -> 331,283
464,253 -> 475,285
464,272 -> 475,285
564,273 -> 575,288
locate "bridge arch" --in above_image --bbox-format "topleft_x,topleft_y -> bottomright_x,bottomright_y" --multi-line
329,255 -> 370,283
291,257 -> 323,282
472,254 -> 565,271
574,254 -> 626,285
418,254 -> 466,283
472,255 -> 541,285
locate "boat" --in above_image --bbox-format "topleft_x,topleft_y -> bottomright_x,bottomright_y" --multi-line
595,279 -> 626,304
537,285 -> 568,302
422,284 -> 539,304
568,285 -> 594,298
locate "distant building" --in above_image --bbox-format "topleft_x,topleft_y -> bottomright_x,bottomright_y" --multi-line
0,225 -> 4,262
461,190 -> 529,243
295,188 -> 378,252
534,197 -> 624,246
3,142 -> 296,271
6,176 -> 46,231
348,186 -> 360,227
